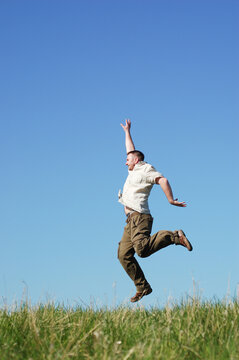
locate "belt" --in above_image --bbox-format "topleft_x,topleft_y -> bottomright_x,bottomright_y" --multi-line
126,211 -> 140,223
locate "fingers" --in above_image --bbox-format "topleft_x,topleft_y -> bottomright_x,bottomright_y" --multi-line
173,200 -> 187,207
120,119 -> 131,130
178,202 -> 187,207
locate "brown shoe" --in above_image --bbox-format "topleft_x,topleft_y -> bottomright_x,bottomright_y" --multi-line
176,230 -> 193,251
130,287 -> 152,303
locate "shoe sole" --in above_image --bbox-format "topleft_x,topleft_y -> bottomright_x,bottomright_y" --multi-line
178,230 -> 193,251
130,288 -> 152,303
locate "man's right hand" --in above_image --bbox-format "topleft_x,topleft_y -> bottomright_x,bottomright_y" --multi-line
120,119 -> 131,132
120,119 -> 135,153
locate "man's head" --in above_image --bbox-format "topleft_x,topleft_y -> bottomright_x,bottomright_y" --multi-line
126,150 -> 145,170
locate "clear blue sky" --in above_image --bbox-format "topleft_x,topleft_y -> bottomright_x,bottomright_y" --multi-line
0,0 -> 238,307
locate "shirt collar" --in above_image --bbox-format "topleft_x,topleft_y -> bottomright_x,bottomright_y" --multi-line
129,161 -> 146,172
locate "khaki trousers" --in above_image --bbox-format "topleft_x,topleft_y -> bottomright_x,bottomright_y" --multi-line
117,212 -> 179,292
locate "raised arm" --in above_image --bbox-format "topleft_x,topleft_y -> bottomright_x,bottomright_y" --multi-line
156,177 -> 187,207
120,119 -> 135,153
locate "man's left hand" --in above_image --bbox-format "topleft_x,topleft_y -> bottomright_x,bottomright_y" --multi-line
170,199 -> 187,207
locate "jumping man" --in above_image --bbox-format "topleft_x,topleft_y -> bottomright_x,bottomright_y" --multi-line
118,119 -> 193,303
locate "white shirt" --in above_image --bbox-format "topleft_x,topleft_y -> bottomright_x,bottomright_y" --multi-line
118,161 -> 163,214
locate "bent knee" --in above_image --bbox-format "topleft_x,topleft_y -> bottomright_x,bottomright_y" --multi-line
135,250 -> 147,258
133,238 -> 149,258
118,249 -> 134,263
118,250 -> 131,262
134,243 -> 148,258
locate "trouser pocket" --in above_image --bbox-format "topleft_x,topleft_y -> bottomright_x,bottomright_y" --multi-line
131,214 -> 152,257
117,242 -> 121,259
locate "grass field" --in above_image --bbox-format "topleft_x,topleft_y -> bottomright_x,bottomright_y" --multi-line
0,298 -> 238,360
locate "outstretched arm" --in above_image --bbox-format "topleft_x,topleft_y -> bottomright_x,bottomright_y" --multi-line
120,119 -> 135,153
156,177 -> 187,207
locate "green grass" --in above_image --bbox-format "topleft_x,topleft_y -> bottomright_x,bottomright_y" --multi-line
0,298 -> 238,359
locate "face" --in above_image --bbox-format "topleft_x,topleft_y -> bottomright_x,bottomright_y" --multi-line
126,153 -> 138,170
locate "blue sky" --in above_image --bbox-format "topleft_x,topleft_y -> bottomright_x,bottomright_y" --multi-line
0,0 -> 238,307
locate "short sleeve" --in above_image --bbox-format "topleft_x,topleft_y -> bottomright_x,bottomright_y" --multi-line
146,165 -> 163,184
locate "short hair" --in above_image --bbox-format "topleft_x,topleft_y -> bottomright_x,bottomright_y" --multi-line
127,150 -> 145,161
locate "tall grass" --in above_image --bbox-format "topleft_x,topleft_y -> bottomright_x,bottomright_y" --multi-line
0,298 -> 238,359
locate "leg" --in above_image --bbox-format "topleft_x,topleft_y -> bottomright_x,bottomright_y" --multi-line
130,214 -> 192,255
130,213 -> 176,258
118,224 -> 151,292
145,230 -> 176,256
